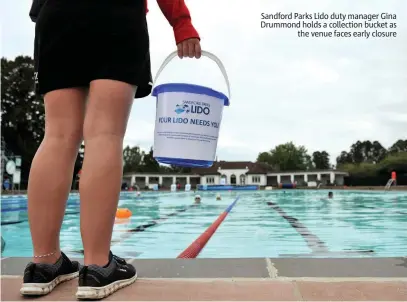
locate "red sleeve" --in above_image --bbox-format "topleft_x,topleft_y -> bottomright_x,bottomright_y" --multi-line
156,0 -> 200,45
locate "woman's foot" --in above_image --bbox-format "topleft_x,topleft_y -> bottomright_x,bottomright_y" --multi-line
20,252 -> 80,296
76,252 -> 137,300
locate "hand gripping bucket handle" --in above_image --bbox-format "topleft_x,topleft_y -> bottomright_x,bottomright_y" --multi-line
152,50 -> 231,100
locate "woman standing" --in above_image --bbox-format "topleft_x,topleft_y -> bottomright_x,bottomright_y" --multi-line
21,0 -> 201,299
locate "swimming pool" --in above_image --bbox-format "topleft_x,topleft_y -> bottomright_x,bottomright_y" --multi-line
1,190 -> 407,258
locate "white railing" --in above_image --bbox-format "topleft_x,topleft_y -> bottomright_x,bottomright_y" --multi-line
317,183 -> 322,189
384,179 -> 395,191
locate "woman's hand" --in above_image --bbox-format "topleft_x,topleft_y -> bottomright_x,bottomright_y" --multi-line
177,38 -> 201,59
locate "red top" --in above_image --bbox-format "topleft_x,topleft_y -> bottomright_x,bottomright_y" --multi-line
146,0 -> 200,45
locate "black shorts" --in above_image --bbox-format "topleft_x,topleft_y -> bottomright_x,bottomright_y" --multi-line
34,0 -> 152,98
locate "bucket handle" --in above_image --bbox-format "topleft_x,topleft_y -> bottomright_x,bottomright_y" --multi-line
152,50 -> 231,99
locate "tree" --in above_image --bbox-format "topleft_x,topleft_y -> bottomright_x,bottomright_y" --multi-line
353,140 -> 388,163
336,151 -> 353,165
123,146 -> 168,173
257,152 -> 273,165
339,162 -> 378,176
123,145 -> 144,173
389,139 -> 407,154
1,56 -> 84,186
337,140 -> 387,165
337,138 -> 407,180
1,56 -> 45,183
349,140 -> 366,163
377,151 -> 407,173
140,147 -> 160,172
312,151 -> 330,169
257,142 -> 311,171
304,154 -> 313,170
370,140 -> 387,163
340,151 -> 407,177
170,165 -> 192,173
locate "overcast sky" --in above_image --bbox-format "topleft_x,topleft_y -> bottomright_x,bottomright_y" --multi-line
1,0 -> 406,163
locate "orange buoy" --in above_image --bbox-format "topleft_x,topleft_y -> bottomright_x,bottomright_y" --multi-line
391,171 -> 396,180
116,208 -> 132,219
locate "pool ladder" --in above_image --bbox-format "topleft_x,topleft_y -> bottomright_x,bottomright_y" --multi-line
384,179 -> 395,191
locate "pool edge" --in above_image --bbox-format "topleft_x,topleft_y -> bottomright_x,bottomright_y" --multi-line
2,257 -> 406,278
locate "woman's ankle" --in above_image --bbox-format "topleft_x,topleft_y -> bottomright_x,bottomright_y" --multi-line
32,250 -> 61,264
84,252 -> 110,267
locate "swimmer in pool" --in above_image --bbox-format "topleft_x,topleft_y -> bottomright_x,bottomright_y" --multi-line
194,195 -> 202,204
216,194 -> 221,200
328,191 -> 333,199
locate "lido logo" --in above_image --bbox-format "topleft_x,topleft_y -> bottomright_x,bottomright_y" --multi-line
174,103 -> 210,115
174,104 -> 190,114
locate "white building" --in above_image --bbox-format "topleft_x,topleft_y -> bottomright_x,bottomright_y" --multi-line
123,161 -> 349,189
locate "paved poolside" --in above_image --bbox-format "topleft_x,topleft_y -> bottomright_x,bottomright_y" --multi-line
2,257 -> 406,301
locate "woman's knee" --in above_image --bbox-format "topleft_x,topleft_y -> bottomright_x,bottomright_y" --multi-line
43,88 -> 87,148
83,80 -> 135,141
43,125 -> 83,155
44,127 -> 83,147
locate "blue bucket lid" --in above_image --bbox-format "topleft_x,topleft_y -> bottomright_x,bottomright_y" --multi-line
155,156 -> 214,168
152,83 -> 230,106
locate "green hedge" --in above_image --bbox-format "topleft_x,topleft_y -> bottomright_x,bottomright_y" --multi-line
339,152 -> 407,176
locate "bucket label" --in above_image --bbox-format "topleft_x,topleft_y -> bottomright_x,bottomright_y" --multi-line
158,117 -> 219,129
154,91 -> 224,161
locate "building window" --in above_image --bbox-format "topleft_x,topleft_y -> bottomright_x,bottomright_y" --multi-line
251,176 -> 261,183
206,177 -> 215,184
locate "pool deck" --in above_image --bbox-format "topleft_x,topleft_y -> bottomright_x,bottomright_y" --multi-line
2,257 -> 407,301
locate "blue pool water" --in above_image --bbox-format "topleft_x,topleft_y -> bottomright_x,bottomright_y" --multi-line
1,190 -> 407,258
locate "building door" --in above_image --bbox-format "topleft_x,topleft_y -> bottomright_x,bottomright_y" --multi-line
230,174 -> 236,185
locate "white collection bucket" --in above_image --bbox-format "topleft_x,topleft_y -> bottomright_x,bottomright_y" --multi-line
151,50 -> 230,168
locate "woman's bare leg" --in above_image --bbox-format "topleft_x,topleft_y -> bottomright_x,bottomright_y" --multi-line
28,88 -> 87,264
79,79 -> 135,266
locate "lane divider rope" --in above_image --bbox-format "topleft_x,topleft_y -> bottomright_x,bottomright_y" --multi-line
177,196 -> 240,259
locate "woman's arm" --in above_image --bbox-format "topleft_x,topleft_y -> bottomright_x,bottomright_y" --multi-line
156,0 -> 200,44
